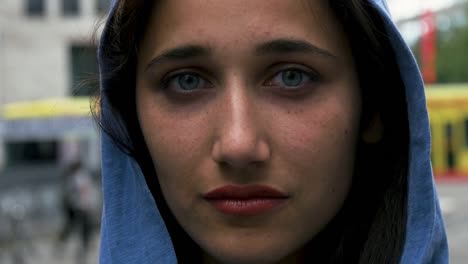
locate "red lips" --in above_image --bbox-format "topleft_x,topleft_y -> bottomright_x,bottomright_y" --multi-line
203,185 -> 289,216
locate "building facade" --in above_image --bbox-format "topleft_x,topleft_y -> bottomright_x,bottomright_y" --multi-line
0,0 -> 109,173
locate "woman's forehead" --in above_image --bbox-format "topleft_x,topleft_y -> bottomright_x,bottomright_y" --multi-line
154,0 -> 318,17
141,0 -> 350,60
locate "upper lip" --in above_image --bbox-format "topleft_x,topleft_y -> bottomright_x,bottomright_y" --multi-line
203,184 -> 288,199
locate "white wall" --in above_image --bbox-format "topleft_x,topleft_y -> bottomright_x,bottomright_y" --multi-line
1,0 -> 105,103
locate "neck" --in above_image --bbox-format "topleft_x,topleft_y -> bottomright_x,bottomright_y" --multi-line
202,248 -> 305,264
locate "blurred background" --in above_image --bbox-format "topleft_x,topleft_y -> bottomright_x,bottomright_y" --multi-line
0,0 -> 467,263
0,1 -> 108,263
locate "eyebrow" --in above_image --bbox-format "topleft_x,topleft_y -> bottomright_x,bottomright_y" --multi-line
256,39 -> 337,59
145,45 -> 212,72
145,38 -> 337,72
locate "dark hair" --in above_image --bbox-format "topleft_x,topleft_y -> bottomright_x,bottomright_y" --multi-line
96,1 -> 409,263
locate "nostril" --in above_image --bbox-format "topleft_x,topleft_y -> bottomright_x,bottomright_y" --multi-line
212,140 -> 271,168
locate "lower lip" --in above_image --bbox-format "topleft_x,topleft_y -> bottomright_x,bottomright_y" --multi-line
206,198 -> 287,216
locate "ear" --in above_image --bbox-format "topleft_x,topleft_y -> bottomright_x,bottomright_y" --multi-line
362,112 -> 383,143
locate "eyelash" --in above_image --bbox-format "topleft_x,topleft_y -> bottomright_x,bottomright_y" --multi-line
159,66 -> 321,93
264,66 -> 321,89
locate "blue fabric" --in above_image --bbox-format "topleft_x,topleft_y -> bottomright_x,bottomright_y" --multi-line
99,132 -> 176,263
370,3 -> 449,263
97,0 -> 448,263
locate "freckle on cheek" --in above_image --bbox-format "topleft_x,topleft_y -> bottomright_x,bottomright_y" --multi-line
285,108 -> 303,115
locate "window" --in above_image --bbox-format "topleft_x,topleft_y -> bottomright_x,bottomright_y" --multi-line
97,0 -> 111,14
6,141 -> 58,166
26,0 -> 45,16
445,123 -> 455,169
70,45 -> 99,96
62,0 -> 79,16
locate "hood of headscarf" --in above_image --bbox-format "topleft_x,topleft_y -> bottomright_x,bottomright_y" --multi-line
97,1 -> 448,263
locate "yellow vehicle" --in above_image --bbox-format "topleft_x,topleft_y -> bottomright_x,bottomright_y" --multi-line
0,97 -> 100,171
426,84 -> 468,177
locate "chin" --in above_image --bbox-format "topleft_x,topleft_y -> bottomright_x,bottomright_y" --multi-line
204,244 -> 301,264
207,254 -> 282,264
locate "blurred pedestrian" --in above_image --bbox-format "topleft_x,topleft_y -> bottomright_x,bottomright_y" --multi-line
57,160 -> 95,264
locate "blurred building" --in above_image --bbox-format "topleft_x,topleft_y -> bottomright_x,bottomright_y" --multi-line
395,1 -> 468,46
393,1 -> 468,177
0,0 -> 109,182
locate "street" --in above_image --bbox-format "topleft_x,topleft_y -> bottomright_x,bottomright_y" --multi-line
437,181 -> 468,264
0,233 -> 99,264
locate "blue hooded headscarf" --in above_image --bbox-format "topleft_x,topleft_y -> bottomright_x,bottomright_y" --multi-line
97,0 -> 449,263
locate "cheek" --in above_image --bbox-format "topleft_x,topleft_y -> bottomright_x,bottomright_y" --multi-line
271,101 -> 359,249
276,97 -> 360,171
136,93 -> 211,207
272,93 -> 360,208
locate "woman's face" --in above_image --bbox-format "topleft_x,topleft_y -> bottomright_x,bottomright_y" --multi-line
136,0 -> 360,263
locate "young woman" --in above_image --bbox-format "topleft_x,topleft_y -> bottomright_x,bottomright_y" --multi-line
97,0 -> 448,263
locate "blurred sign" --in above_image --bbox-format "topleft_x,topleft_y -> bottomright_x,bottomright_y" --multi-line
0,97 -> 98,141
1,117 -> 95,141
3,97 -> 93,120
421,10 -> 437,84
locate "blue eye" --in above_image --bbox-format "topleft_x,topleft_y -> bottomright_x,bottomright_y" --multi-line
281,70 -> 303,87
162,72 -> 211,91
267,69 -> 318,89
178,74 -> 200,90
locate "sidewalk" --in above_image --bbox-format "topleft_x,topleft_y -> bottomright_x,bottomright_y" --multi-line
0,233 -> 99,264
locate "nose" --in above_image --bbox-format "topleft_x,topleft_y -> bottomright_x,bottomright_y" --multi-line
211,87 -> 270,169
